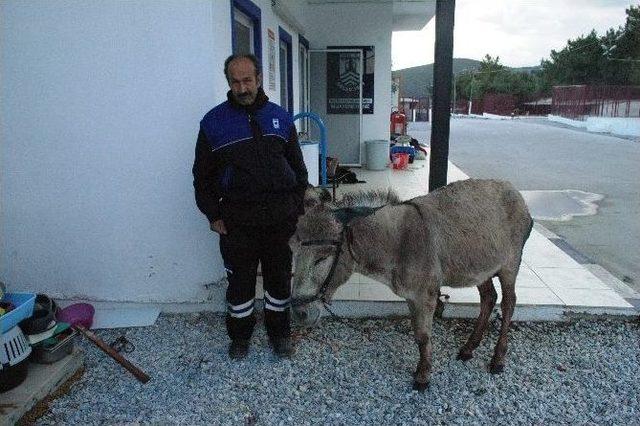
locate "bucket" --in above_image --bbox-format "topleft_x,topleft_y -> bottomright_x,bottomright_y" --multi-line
392,153 -> 410,170
365,140 -> 389,171
0,326 -> 32,393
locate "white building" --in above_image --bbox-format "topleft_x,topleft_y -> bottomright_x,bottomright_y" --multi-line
1,0 -> 435,307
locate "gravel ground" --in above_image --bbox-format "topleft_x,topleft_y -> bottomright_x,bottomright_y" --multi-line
36,312 -> 639,425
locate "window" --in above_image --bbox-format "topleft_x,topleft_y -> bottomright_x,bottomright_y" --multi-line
231,0 -> 262,64
278,27 -> 293,115
279,40 -> 289,110
233,9 -> 253,54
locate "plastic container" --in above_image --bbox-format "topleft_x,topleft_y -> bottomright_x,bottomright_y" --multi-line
365,140 -> 390,171
56,303 -> 94,329
390,145 -> 416,163
19,294 -> 57,335
31,328 -> 77,364
392,153 -> 410,170
0,325 -> 32,393
0,360 -> 29,393
1,292 -> 36,334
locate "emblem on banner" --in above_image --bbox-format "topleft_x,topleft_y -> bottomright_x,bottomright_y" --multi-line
336,53 -> 360,92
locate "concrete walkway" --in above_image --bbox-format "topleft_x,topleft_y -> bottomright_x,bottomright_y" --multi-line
327,159 -> 637,321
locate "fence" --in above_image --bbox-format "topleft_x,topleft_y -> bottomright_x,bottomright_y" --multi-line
551,85 -> 640,120
396,97 -> 431,122
452,94 -> 540,116
482,94 -> 517,116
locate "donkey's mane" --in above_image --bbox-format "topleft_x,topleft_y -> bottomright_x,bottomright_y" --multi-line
333,189 -> 401,209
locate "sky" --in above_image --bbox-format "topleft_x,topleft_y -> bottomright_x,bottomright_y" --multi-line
392,0 -> 636,70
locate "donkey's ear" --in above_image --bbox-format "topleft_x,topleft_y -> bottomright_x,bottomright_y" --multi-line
304,186 -> 332,208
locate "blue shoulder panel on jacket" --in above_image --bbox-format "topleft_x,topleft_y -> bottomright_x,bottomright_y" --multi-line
257,102 -> 293,142
200,102 -> 252,151
200,101 -> 294,151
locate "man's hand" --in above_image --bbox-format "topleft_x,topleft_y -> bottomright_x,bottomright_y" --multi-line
210,219 -> 227,235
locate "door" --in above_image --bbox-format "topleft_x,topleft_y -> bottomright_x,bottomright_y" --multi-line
309,49 -> 363,166
298,40 -> 310,134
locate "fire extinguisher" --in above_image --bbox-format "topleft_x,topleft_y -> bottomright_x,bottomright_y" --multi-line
390,110 -> 407,135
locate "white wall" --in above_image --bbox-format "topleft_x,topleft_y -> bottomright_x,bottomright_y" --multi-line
1,0 -> 232,302
251,0 -> 301,114
304,2 -> 394,160
1,0 -> 394,305
585,117 -> 640,137
548,115 -> 640,137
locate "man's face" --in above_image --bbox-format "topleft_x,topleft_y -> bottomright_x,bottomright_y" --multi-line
227,58 -> 261,106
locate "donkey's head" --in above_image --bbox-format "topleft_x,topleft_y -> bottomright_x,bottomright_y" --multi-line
290,188 -> 354,327
290,187 -> 400,327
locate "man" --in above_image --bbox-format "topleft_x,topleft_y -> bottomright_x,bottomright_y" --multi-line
193,54 -> 308,359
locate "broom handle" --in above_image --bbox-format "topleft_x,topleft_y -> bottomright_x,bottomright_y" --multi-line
75,325 -> 150,384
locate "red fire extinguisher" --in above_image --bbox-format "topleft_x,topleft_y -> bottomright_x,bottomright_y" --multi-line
390,110 -> 407,135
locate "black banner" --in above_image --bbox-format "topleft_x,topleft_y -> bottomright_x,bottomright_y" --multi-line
326,46 -> 374,114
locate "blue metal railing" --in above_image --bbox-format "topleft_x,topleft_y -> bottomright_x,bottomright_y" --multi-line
293,112 -> 327,186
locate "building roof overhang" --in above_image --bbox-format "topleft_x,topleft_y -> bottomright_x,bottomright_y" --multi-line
306,0 -> 435,31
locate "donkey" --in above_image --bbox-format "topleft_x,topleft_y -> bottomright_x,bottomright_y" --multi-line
289,179 -> 533,391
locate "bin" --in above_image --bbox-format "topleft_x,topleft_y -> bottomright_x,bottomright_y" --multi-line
299,141 -> 319,186
365,139 -> 389,171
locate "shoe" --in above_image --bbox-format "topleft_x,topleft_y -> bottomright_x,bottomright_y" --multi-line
228,339 -> 250,360
270,337 -> 294,359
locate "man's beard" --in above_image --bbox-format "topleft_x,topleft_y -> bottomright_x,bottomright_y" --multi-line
235,92 -> 256,105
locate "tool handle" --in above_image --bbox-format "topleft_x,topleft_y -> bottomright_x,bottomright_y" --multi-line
75,325 -> 150,383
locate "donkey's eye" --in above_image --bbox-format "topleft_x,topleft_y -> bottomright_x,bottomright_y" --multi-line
314,257 -> 328,266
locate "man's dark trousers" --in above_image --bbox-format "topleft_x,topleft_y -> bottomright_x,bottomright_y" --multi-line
220,219 -> 296,341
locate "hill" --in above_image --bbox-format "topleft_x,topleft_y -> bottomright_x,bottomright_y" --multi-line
393,59 -> 541,98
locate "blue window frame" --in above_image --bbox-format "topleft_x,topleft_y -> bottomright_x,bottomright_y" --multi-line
230,0 -> 262,67
278,27 -> 293,115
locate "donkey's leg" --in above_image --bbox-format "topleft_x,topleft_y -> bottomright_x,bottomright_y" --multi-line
457,279 -> 497,361
407,289 -> 439,391
490,268 -> 517,374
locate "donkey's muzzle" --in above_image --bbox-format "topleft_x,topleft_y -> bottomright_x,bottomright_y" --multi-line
292,302 -> 321,327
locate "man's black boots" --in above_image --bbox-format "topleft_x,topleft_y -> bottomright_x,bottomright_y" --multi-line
228,339 -> 250,360
270,336 -> 294,358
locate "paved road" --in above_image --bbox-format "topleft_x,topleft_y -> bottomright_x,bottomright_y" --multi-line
408,118 -> 640,292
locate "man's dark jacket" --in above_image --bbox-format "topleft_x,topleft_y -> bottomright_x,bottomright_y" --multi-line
193,88 -> 308,227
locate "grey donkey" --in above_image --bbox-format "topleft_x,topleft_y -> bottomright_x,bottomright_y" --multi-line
289,179 -> 533,391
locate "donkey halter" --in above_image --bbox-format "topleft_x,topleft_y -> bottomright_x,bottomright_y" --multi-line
291,225 -> 351,308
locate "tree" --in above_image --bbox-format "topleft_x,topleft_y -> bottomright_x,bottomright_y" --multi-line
540,5 -> 640,86
452,6 -> 640,106
541,30 -> 608,86
455,55 -> 540,102
603,5 -> 640,85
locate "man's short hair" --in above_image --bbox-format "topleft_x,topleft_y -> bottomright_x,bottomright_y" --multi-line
224,54 -> 261,81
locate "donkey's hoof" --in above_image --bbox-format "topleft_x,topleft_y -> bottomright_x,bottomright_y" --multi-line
489,363 -> 504,374
413,380 -> 429,392
457,351 -> 473,362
